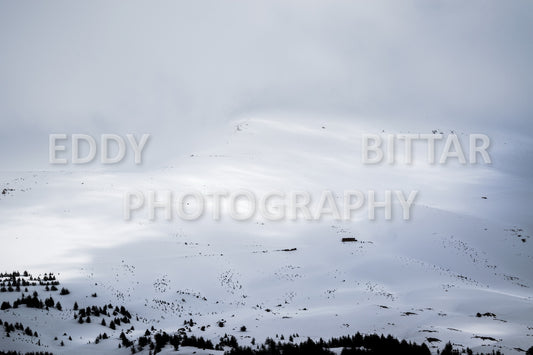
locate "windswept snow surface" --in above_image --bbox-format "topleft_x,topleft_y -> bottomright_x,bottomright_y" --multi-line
0,117 -> 532,354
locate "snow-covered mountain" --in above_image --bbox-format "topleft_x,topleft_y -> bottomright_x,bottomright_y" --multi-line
1,1 -> 533,354
1,117 -> 531,354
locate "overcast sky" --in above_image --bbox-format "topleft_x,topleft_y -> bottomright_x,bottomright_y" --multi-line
0,1 -> 532,174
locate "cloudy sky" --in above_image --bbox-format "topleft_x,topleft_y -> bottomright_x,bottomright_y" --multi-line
0,1 -> 532,177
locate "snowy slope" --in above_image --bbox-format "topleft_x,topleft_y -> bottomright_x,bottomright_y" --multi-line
0,117 -> 532,354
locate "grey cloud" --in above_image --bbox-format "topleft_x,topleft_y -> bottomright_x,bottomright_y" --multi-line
0,1 -> 532,171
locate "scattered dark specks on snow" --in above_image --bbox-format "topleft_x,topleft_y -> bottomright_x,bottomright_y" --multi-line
401,312 -> 417,316
475,312 -> 496,318
278,248 -> 297,252
472,335 -> 499,342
